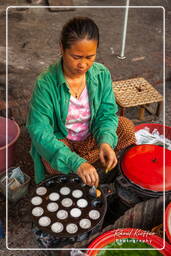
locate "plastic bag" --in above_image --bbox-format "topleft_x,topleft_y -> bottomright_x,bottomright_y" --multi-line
135,127 -> 171,150
10,167 -> 25,184
70,249 -> 88,256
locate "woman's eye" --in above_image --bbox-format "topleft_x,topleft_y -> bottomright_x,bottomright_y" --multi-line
73,56 -> 81,60
87,56 -> 95,60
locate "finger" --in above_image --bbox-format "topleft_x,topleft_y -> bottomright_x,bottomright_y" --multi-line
110,156 -> 118,170
85,174 -> 92,186
105,168 -> 109,174
92,171 -> 99,186
94,171 -> 99,187
99,151 -> 106,166
80,174 -> 87,185
89,172 -> 96,186
106,157 -> 113,170
113,158 -> 118,168
102,150 -> 113,169
109,159 -> 115,170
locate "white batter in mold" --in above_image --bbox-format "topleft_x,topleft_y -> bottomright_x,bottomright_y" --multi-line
61,198 -> 73,208
51,222 -> 64,233
32,207 -> 44,217
49,192 -> 60,201
47,202 -> 59,212
31,196 -> 43,206
36,186 -> 47,196
72,189 -> 83,198
38,216 -> 51,227
77,199 -> 88,208
79,219 -> 91,229
60,187 -> 71,195
66,223 -> 78,234
70,208 -> 81,218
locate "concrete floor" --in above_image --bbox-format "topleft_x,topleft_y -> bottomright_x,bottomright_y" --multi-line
0,0 -> 171,255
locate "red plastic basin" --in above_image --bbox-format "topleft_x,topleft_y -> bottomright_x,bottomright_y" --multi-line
135,123 -> 171,140
0,117 -> 20,172
87,228 -> 171,256
166,202 -> 171,244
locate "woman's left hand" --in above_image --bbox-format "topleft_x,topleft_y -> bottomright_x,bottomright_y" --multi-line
99,143 -> 118,171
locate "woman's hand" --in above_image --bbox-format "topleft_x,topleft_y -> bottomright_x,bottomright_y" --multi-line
76,162 -> 99,187
99,143 -> 118,171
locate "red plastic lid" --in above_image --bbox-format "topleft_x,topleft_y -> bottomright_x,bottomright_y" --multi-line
166,202 -> 171,244
121,145 -> 171,192
87,228 -> 171,256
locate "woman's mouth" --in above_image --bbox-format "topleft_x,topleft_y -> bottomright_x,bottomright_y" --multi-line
77,69 -> 86,73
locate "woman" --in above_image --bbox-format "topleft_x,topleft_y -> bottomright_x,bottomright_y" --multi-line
27,16 -> 136,187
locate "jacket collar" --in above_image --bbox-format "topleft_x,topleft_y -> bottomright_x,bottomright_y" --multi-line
56,59 -> 66,86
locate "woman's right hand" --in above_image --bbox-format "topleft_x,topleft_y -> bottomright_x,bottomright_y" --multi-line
76,162 -> 99,187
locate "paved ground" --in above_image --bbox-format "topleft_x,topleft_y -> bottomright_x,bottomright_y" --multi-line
0,0 -> 171,255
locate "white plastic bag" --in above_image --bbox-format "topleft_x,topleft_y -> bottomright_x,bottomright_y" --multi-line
70,249 -> 88,256
135,127 -> 171,150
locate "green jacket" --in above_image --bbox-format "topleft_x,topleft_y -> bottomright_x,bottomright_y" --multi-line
26,60 -> 118,184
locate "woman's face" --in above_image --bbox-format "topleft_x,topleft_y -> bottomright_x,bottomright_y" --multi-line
61,39 -> 98,77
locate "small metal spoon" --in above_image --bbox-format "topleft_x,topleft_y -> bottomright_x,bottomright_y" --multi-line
89,185 -> 96,197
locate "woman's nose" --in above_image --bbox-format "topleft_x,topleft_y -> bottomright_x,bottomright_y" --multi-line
78,59 -> 87,69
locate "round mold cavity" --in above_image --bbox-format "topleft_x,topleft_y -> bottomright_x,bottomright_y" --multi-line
32,207 -> 44,217
47,202 -> 59,212
45,179 -> 56,187
66,223 -> 78,234
38,216 -> 51,227
36,186 -> 47,196
56,210 -> 68,220
89,210 -> 100,220
58,176 -> 68,183
61,198 -> 73,208
51,222 -> 64,233
91,199 -> 103,208
72,189 -> 83,199
49,192 -> 60,201
60,186 -> 70,196
70,208 -> 82,218
31,196 -> 43,206
70,176 -> 81,184
81,183 -> 86,188
79,219 -> 91,229
77,199 -> 88,208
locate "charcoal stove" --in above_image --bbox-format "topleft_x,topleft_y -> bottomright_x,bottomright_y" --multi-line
30,174 -> 113,248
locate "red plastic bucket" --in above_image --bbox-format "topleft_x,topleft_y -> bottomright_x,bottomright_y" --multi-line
0,117 -> 20,172
166,202 -> 171,244
113,123 -> 171,207
134,123 -> 171,140
87,228 -> 171,256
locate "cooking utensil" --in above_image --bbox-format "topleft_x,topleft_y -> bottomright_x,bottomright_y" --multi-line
30,174 -> 116,244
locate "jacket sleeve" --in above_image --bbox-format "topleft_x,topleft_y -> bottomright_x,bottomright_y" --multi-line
26,79 -> 87,174
91,69 -> 118,148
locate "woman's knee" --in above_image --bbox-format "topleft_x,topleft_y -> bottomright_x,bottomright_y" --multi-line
117,116 -> 136,139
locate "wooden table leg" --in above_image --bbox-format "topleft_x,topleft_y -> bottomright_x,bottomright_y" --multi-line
138,106 -> 145,120
156,101 -> 163,117
120,107 -> 125,116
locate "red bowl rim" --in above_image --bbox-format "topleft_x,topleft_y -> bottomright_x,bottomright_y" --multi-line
134,123 -> 171,132
0,117 -> 20,151
87,228 -> 171,256
165,202 -> 171,244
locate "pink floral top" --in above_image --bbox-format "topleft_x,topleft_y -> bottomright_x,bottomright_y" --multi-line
66,86 -> 91,141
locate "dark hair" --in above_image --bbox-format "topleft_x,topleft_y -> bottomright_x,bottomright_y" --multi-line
60,16 -> 99,50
